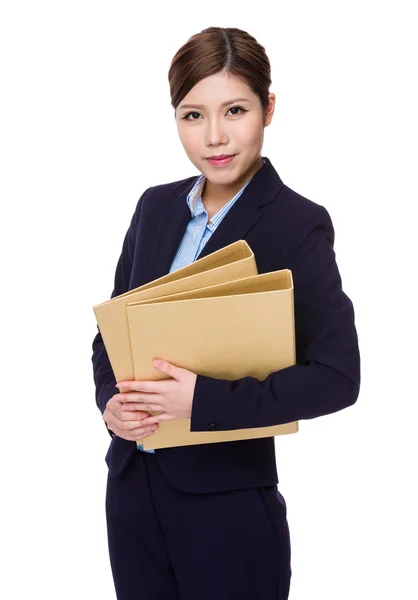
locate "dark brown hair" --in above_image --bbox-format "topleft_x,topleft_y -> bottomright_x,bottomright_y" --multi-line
168,27 -> 272,114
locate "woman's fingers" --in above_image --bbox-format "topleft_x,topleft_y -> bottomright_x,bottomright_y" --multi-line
141,412 -> 175,425
103,395 -> 160,441
112,423 -> 159,442
118,407 -> 151,421
132,424 -> 159,438
124,424 -> 159,441
117,418 -> 153,432
122,402 -> 164,413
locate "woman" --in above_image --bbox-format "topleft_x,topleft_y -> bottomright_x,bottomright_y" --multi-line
92,26 -> 361,600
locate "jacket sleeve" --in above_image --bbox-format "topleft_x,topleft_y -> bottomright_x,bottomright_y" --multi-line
91,188 -> 150,436
190,204 -> 361,432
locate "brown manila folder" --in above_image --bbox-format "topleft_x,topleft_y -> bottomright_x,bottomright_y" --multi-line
93,241 -> 258,443
92,240 -> 298,450
126,268 -> 298,450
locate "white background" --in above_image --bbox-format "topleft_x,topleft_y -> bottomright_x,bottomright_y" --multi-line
1,1 -> 417,598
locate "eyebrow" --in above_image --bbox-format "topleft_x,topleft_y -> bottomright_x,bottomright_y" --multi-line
178,97 -> 251,111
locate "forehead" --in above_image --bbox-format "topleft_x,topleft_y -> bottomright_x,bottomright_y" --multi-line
179,72 -> 256,107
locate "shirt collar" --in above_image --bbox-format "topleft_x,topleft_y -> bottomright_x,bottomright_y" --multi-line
186,174 -> 206,215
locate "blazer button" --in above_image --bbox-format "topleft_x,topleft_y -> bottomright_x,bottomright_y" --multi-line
208,422 -> 219,431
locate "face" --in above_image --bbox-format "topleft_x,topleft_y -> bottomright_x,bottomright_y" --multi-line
175,70 -> 275,197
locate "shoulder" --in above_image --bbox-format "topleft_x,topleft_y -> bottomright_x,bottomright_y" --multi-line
279,182 -> 331,223
281,182 -> 333,229
275,183 -> 335,252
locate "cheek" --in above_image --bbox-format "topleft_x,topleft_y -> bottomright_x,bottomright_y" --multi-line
233,121 -> 263,146
178,127 -> 200,151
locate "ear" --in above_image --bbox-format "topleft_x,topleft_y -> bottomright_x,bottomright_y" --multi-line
264,92 -> 276,127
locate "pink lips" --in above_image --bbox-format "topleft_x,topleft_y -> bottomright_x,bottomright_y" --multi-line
207,155 -> 235,167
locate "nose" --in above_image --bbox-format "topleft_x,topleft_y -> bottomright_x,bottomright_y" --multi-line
205,116 -> 229,147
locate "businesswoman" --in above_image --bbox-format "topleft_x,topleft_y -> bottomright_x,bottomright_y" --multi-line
92,26 -> 361,600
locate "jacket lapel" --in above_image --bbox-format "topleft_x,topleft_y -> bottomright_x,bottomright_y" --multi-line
147,156 -> 284,280
145,177 -> 195,282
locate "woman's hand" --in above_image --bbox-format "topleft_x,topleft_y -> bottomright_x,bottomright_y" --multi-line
116,359 -> 197,426
103,395 -> 158,442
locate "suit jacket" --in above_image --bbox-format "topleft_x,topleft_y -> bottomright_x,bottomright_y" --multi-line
91,155 -> 361,493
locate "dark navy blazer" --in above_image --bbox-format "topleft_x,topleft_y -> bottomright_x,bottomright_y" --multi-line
91,155 -> 360,493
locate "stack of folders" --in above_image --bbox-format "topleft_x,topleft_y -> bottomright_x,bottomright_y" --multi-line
92,240 -> 298,450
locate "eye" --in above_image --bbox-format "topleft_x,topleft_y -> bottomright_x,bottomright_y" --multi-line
182,106 -> 247,120
227,106 -> 247,116
182,111 -> 202,121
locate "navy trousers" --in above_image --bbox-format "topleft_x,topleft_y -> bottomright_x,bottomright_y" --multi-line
105,449 -> 292,599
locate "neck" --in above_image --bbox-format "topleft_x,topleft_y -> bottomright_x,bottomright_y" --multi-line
202,155 -> 264,204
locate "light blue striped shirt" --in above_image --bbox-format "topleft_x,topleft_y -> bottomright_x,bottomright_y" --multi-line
137,162 -> 264,453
